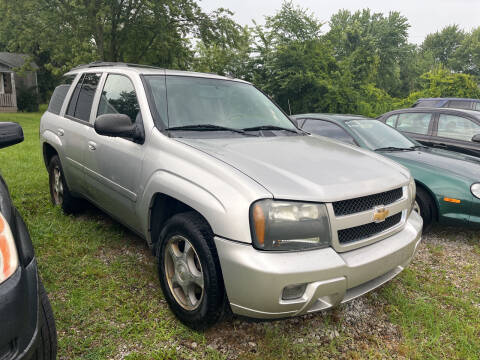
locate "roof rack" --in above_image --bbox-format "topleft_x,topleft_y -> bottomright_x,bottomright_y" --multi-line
71,61 -> 163,71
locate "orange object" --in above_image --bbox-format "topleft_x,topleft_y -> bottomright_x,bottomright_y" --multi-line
444,197 -> 461,204
253,204 -> 266,245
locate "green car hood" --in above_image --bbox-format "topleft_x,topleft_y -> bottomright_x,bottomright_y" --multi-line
381,148 -> 480,181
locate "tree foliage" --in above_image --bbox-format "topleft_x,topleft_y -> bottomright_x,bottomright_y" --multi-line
0,0 -> 479,116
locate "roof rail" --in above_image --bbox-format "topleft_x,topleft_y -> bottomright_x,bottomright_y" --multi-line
71,61 -> 163,71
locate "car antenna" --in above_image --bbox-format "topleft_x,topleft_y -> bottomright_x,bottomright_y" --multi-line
288,99 -> 292,115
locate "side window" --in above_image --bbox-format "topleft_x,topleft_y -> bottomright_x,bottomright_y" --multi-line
474,103 -> 480,111
97,74 -> 140,122
437,114 -> 480,142
385,114 -> 398,127
47,75 -> 76,115
303,120 -> 356,145
66,73 -> 101,122
396,113 -> 432,135
446,100 -> 472,110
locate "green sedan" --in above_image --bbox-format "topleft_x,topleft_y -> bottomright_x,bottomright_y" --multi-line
293,114 -> 480,230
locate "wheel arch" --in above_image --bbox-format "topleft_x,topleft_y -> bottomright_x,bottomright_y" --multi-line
414,180 -> 439,221
42,142 -> 59,168
148,193 -> 214,252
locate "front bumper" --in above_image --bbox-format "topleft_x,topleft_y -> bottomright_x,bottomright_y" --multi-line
215,210 -> 423,319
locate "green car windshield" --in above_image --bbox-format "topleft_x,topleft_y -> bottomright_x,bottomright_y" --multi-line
345,119 -> 417,150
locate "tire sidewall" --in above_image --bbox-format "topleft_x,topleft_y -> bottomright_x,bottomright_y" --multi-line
415,187 -> 434,230
48,156 -> 63,207
157,214 -> 224,329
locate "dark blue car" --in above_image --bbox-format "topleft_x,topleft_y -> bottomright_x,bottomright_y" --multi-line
413,98 -> 480,111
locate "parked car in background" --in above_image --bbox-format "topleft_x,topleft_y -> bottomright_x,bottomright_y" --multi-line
412,97 -> 480,111
293,114 -> 480,231
0,122 -> 57,359
40,62 -> 422,329
378,108 -> 480,158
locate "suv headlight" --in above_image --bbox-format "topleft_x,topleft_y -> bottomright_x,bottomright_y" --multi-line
250,200 -> 331,251
0,212 -> 19,284
408,177 -> 416,214
472,183 -> 480,199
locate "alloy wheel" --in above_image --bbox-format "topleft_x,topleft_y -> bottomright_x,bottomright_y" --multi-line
52,166 -> 64,205
164,235 -> 204,310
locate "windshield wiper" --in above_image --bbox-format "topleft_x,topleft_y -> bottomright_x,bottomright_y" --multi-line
409,145 -> 428,150
167,124 -> 256,136
242,125 -> 299,134
374,146 -> 414,152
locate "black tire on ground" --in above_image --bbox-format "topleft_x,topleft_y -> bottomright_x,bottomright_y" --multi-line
32,279 -> 58,360
156,211 -> 227,330
48,155 -> 82,214
415,186 -> 435,232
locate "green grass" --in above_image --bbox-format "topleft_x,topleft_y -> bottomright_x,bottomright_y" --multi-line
0,112 -> 479,359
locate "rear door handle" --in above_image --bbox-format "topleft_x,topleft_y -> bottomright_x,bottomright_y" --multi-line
57,128 -> 64,136
88,141 -> 96,151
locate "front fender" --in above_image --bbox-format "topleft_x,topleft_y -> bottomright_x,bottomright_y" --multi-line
139,169 -> 256,246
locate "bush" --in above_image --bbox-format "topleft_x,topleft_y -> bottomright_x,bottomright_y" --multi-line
17,87 -> 39,112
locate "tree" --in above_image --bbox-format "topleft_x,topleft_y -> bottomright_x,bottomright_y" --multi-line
421,25 -> 466,67
327,9 -> 410,96
396,67 -> 480,108
193,25 -> 252,78
450,27 -> 480,78
0,0 -> 243,73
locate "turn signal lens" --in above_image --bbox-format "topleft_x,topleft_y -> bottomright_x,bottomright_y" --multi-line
252,204 -> 265,246
444,197 -> 461,204
0,212 -> 18,284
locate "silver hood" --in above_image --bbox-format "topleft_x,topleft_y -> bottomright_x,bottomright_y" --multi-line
177,135 -> 410,202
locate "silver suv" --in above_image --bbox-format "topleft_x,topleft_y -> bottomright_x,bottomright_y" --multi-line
40,63 -> 422,329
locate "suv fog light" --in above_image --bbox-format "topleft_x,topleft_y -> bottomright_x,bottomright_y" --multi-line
282,284 -> 307,300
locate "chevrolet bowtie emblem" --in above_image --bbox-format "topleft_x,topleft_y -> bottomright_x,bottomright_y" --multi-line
373,206 -> 389,223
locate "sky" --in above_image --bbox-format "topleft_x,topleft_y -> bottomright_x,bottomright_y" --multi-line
199,0 -> 480,44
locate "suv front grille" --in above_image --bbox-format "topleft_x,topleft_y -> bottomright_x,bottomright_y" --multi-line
338,213 -> 402,244
333,188 -> 403,216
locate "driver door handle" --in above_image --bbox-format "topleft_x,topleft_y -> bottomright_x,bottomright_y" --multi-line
88,141 -> 97,151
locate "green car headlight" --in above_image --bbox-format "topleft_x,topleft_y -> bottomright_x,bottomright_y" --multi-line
250,199 -> 331,251
471,183 -> 480,199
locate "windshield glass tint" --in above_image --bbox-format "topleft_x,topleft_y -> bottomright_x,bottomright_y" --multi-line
145,76 -> 296,131
345,120 -> 415,150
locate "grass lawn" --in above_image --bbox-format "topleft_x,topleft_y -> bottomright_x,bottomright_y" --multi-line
0,112 -> 479,359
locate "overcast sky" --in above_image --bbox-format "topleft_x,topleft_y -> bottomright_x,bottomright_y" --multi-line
200,0 -> 480,44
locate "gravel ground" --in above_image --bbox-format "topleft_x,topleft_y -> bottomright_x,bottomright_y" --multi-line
191,226 -> 479,359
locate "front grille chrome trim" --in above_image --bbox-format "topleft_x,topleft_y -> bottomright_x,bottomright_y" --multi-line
328,186 -> 409,253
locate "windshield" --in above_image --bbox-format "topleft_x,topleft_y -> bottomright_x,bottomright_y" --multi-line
144,75 -> 297,135
345,119 -> 417,150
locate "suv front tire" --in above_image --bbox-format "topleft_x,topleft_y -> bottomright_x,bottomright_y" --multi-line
156,212 -> 227,330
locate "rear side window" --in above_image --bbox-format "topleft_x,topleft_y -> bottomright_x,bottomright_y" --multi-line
97,74 -> 140,122
414,100 -> 439,108
396,113 -> 432,135
385,114 -> 397,127
303,120 -> 356,145
437,114 -> 480,141
445,100 -> 473,110
47,75 -> 76,115
475,103 -> 480,111
66,73 -> 101,122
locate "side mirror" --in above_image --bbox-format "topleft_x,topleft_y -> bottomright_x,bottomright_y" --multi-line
0,122 -> 24,149
472,134 -> 480,143
94,114 -> 143,142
